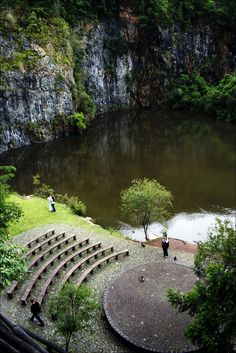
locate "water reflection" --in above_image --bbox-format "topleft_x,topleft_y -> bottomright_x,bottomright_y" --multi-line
121,212 -> 236,243
1,109 -> 235,240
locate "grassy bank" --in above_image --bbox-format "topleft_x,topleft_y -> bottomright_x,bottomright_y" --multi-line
8,193 -> 120,238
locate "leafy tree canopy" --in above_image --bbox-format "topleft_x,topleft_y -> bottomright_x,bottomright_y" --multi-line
121,178 -> 173,240
1,0 -> 235,30
168,219 -> 236,353
194,219 -> 236,275
47,282 -> 99,351
168,72 -> 236,122
0,166 -> 27,288
0,166 -> 22,241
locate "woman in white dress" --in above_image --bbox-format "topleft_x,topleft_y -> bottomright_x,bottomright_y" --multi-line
47,195 -> 53,212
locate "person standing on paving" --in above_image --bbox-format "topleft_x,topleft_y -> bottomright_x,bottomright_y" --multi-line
162,233 -> 169,258
30,299 -> 44,326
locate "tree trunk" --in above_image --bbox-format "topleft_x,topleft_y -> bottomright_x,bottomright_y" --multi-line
143,224 -> 149,240
65,333 -> 72,352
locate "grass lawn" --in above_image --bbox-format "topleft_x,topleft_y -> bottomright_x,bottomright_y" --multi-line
8,193 -> 119,238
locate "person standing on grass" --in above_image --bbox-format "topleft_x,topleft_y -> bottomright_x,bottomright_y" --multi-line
51,195 -> 56,212
47,195 -> 53,212
162,232 -> 169,258
30,299 -> 44,326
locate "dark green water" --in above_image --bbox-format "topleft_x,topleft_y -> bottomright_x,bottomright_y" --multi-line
1,110 -> 235,239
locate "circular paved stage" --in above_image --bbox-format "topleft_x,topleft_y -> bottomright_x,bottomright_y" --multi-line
104,263 -> 198,353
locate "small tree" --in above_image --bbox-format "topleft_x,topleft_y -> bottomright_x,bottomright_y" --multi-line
0,166 -> 27,288
32,173 -> 55,198
47,283 -> 98,352
168,220 -> 236,353
120,178 -> 173,240
67,196 -> 87,216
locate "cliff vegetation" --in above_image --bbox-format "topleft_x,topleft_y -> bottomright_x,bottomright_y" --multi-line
0,0 -> 235,151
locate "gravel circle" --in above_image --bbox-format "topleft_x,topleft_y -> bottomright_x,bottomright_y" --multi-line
104,263 -> 198,353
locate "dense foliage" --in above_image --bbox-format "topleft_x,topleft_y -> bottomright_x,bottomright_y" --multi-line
0,166 -> 27,288
1,0 -> 235,30
168,72 -> 236,121
194,218 -> 236,275
121,178 -> 173,240
0,166 -> 22,241
33,174 -> 87,216
47,283 -> 98,351
168,220 -> 236,353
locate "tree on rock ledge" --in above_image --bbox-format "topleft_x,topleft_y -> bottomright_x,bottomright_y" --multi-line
120,178 -> 173,240
168,219 -> 236,353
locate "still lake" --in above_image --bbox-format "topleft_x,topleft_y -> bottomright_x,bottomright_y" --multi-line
1,110 -> 236,242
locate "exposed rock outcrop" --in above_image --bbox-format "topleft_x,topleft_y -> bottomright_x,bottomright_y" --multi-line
82,21 -> 133,113
0,35 -> 74,153
1,13 -> 235,153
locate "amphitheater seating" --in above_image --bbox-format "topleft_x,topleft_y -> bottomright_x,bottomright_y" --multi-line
7,229 -> 62,298
21,235 -> 79,305
58,246 -> 115,289
7,237 -> 88,299
76,250 -> 129,286
6,228 -> 130,309
26,229 -> 55,248
6,281 -> 19,299
22,242 -> 102,305
27,231 -> 67,256
29,236 -> 88,267
37,243 -> 108,305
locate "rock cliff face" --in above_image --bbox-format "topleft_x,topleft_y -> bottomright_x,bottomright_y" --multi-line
130,25 -> 236,108
0,15 -> 235,153
82,18 -> 235,110
82,21 -> 133,113
0,35 -> 74,153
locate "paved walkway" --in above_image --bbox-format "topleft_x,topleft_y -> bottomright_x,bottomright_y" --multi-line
1,224 -> 196,353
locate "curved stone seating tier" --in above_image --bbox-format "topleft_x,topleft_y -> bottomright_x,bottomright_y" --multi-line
27,231 -> 67,256
7,229 -> 67,298
76,250 -> 129,287
7,228 -> 130,311
6,281 -> 19,299
59,246 -> 115,289
28,237 -> 88,268
26,229 -> 55,248
38,245 -> 114,305
21,235 -> 78,305
7,237 -> 88,299
22,241 -> 102,305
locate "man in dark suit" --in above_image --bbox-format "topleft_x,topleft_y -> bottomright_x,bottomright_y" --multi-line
30,299 -> 44,326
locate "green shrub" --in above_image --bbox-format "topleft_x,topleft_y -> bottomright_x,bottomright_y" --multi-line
35,183 -> 55,198
168,71 -> 208,110
208,74 -> 236,121
68,196 -> 87,216
54,193 -> 70,205
168,72 -> 236,122
0,50 -> 40,72
69,112 -> 87,129
72,79 -> 96,121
